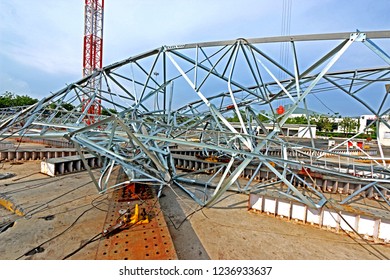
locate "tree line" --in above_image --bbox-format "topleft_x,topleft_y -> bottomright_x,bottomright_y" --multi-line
1,91 -> 118,116
226,109 -> 362,135
0,91 -> 38,108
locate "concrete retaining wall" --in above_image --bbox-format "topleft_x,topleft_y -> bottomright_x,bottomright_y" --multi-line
16,137 -> 74,148
249,193 -> 390,243
171,154 -> 390,200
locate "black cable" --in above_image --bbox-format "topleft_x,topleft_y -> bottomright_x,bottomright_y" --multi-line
325,201 -> 389,260
63,197 -> 159,260
11,185 -> 122,259
12,184 -> 163,260
15,203 -> 100,260
8,178 -> 112,255
0,177 -> 71,224
63,202 -> 154,260
167,207 -> 203,230
1,173 -> 94,219
23,180 -> 92,218
31,191 -> 109,217
311,92 -> 337,115
31,183 -> 119,217
90,195 -> 109,212
62,190 -> 163,259
7,172 -> 40,182
0,221 -> 15,233
3,176 -> 67,195
36,201 -> 100,219
31,184 -> 119,219
8,188 -> 110,231
62,232 -> 102,260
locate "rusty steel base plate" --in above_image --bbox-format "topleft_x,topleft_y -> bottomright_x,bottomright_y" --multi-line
95,187 -> 177,260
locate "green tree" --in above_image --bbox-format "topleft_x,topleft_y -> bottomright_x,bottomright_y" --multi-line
323,120 -> 333,132
0,91 -> 38,108
49,102 -> 75,111
285,115 -> 310,125
48,102 -> 75,117
257,113 -> 270,123
227,110 -> 247,122
102,108 -> 118,116
339,117 -> 358,134
365,122 -> 376,140
314,115 -> 333,132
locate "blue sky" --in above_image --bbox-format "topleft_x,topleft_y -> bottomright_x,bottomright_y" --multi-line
0,0 -> 389,113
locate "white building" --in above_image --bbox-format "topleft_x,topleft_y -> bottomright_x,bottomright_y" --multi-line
358,115 -> 376,133
379,121 -> 390,146
230,122 -> 316,139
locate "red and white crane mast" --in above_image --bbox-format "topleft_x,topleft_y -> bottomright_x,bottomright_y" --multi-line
82,0 -> 104,123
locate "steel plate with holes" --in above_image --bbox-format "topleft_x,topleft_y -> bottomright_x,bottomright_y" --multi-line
95,185 -> 177,260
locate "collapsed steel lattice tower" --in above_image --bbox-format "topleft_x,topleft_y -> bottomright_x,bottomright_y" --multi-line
1,30 -> 390,209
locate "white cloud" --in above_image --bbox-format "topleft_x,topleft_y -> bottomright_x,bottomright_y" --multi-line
102,0 -> 280,64
0,0 -> 389,102
0,72 -> 31,95
2,0 -> 389,74
0,0 -> 83,75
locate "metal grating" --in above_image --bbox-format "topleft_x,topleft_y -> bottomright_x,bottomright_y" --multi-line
95,185 -> 177,260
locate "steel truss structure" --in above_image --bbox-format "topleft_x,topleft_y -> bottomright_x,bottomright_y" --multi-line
1,31 -> 390,209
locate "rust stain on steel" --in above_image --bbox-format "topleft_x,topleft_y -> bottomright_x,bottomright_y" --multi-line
95,185 -> 177,260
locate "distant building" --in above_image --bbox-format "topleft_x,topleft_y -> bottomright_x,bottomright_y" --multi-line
230,122 -> 316,138
285,105 -> 321,118
238,106 -> 389,140
379,120 -> 390,146
333,117 -> 358,133
358,115 -> 376,133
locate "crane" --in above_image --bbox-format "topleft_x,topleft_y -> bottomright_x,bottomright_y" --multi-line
82,0 -> 104,124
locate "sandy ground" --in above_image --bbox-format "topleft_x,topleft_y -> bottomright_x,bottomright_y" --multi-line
0,162 -> 109,260
160,185 -> 390,260
0,161 -> 48,183
1,160 -> 390,260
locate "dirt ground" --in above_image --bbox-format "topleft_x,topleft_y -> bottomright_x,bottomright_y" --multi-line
0,161 -> 48,183
160,184 -> 390,260
0,162 -> 109,260
1,160 -> 390,260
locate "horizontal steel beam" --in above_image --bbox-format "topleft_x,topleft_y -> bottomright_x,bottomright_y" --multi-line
168,30 -> 390,50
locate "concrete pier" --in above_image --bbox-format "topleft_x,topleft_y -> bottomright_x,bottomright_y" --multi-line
0,148 -> 79,161
41,154 -> 102,176
170,153 -> 390,201
16,137 -> 74,148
